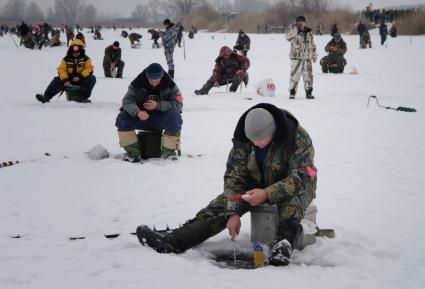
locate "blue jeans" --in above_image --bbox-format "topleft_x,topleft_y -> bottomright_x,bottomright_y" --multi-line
115,110 -> 182,134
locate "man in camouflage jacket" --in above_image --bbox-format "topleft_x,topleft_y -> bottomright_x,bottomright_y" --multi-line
159,19 -> 179,78
137,103 -> 317,266
194,46 -> 250,95
103,41 -> 125,78
286,16 -> 317,99
320,33 -> 347,73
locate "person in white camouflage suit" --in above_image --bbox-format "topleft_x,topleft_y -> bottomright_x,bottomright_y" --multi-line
285,16 -> 317,99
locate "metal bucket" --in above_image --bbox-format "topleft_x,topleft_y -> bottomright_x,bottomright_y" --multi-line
250,204 -> 318,250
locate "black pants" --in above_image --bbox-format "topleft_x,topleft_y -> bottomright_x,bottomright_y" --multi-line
44,75 -> 96,101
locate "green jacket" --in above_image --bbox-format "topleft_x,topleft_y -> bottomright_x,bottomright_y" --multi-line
103,45 -> 121,65
224,103 -> 317,220
122,69 -> 183,117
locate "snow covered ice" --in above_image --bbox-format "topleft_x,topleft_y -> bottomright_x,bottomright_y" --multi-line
1,28 -> 425,288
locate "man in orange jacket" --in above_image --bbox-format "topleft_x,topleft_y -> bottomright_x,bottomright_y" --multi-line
36,39 -> 96,103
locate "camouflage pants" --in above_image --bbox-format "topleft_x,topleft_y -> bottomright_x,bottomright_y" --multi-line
289,59 -> 313,94
164,49 -> 174,70
193,190 -> 314,237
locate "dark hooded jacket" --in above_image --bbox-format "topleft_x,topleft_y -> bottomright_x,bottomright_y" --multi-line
122,69 -> 183,117
224,103 -> 317,219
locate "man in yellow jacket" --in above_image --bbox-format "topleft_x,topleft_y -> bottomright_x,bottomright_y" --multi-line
36,39 -> 96,103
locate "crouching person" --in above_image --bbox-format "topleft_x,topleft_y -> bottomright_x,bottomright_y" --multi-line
320,33 -> 347,73
194,46 -> 250,95
115,63 -> 183,162
136,103 -> 317,266
103,41 -> 125,78
36,39 -> 96,103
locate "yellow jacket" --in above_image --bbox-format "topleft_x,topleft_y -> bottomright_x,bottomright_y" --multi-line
58,39 -> 93,81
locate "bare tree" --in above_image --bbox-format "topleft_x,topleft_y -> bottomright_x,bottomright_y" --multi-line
54,0 -> 81,22
1,0 -> 26,21
46,7 -> 58,22
25,1 -> 45,22
234,0 -> 270,13
80,3 -> 97,21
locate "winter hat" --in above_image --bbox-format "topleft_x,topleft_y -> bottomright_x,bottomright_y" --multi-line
295,15 -> 306,22
244,108 -> 276,141
113,41 -> 120,47
145,63 -> 164,80
163,19 -> 171,26
333,33 -> 342,41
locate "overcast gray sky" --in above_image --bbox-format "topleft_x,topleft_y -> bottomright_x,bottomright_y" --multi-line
4,0 -> 425,17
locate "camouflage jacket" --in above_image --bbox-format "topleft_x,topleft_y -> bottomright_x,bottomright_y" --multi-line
223,103 -> 317,218
159,24 -> 179,50
212,54 -> 250,83
325,39 -> 347,56
122,69 -> 183,117
286,26 -> 317,61
103,45 -> 121,65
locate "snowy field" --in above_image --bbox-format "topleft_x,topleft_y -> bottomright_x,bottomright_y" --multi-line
1,28 -> 425,289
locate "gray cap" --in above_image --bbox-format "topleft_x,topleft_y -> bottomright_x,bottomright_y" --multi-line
244,108 -> 276,141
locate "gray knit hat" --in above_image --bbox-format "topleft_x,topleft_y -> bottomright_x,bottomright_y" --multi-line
244,108 -> 276,141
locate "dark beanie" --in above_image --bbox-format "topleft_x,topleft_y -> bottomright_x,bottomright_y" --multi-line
296,15 -> 306,22
145,63 -> 164,80
113,41 -> 119,47
163,19 -> 171,25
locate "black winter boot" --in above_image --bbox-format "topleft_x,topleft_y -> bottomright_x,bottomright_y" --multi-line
289,89 -> 296,99
306,88 -> 315,99
136,218 -> 219,253
194,80 -> 213,95
35,94 -> 49,103
269,218 -> 301,266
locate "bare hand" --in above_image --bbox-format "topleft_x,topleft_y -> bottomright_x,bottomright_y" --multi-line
64,81 -> 71,87
111,63 -> 115,69
72,76 -> 80,82
213,81 -> 219,87
226,214 -> 241,241
137,111 -> 149,121
143,100 -> 158,110
242,188 -> 268,206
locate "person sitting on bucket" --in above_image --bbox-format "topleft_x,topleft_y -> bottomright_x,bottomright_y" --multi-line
103,41 -> 125,78
36,39 -> 96,103
194,46 -> 250,95
136,103 -> 317,266
320,33 -> 347,73
115,63 -> 183,162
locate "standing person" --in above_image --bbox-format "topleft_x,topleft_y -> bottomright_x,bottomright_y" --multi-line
330,22 -> 338,37
136,103 -> 317,267
176,23 -> 184,47
35,39 -> 96,103
17,21 -> 30,46
285,16 -> 317,99
379,20 -> 388,46
234,29 -> 251,56
115,63 -> 183,162
194,46 -> 250,95
103,41 -> 125,78
159,19 -> 179,79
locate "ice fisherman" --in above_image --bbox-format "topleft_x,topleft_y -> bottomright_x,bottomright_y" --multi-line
35,39 -> 96,103
136,103 -> 317,266
286,16 -> 317,99
194,46 -> 250,95
115,63 -> 183,162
